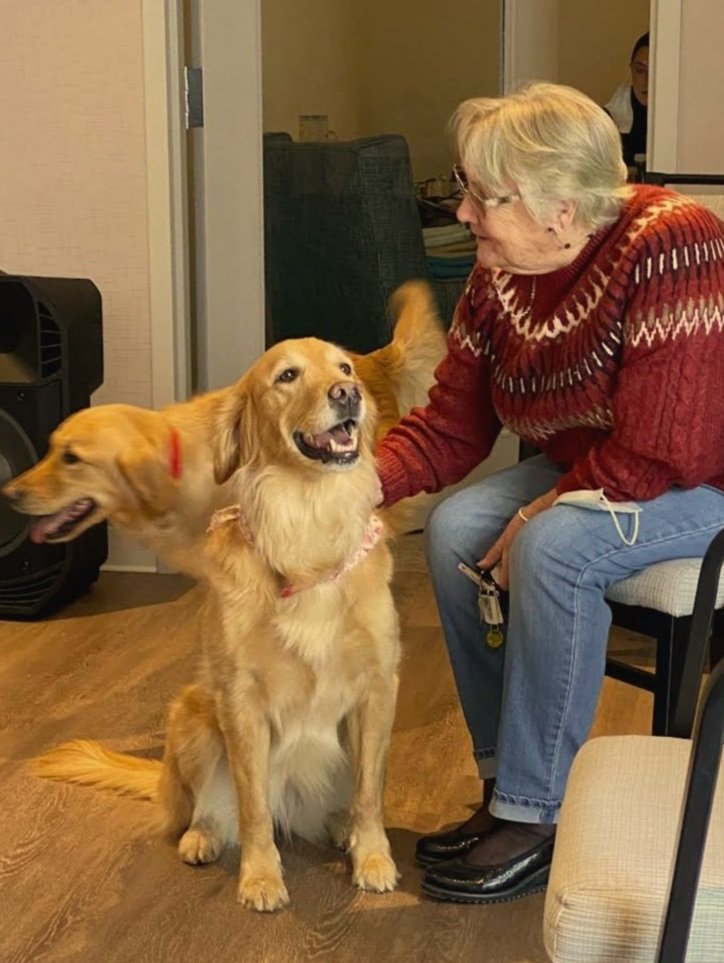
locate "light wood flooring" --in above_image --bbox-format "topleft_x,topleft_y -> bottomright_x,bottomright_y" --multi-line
0,533 -> 656,963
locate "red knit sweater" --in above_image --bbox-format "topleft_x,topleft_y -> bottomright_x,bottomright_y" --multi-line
377,185 -> 724,505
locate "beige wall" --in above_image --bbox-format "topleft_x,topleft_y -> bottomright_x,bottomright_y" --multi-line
677,0 -> 724,174
261,0 -> 363,141
261,0 -> 501,181
358,0 -> 501,180
557,0 -> 649,107
0,0 -> 152,409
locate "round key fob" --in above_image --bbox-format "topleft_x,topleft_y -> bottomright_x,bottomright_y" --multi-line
486,627 -> 504,649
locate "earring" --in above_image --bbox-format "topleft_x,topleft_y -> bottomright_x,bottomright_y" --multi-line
548,228 -> 571,249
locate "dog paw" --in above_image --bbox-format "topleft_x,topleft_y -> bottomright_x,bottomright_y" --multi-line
238,873 -> 290,912
352,852 -> 399,893
178,827 -> 223,865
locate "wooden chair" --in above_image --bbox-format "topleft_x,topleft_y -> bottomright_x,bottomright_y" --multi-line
517,440 -> 724,735
605,173 -> 724,733
605,562 -> 724,734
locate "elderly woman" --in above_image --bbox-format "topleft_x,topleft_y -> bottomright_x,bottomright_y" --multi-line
376,82 -> 724,903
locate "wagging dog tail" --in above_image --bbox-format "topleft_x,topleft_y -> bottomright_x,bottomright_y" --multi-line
388,280 -> 445,354
33,739 -> 162,801
386,281 -> 447,413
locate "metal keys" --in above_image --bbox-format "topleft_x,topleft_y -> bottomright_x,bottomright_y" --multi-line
457,561 -> 505,649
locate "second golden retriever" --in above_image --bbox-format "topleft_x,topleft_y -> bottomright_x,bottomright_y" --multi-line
3,280 -> 445,577
35,337 -> 400,911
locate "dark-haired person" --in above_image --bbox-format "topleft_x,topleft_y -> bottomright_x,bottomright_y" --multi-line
376,81 -> 724,904
605,32 -> 649,169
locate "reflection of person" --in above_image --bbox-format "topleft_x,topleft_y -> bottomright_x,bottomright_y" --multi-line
376,82 -> 724,904
605,32 -> 649,167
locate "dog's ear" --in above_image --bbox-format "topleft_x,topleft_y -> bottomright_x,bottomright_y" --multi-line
115,424 -> 180,517
213,387 -> 250,485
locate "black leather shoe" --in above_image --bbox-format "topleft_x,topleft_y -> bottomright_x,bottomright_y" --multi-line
415,823 -> 491,867
420,835 -> 554,904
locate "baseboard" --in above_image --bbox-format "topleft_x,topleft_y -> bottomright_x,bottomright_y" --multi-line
102,526 -> 158,573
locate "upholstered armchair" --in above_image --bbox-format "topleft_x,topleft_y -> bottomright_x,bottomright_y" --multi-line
545,527 -> 724,963
262,133 -> 465,353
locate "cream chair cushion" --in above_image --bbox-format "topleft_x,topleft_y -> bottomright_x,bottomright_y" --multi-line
606,558 -> 724,618
544,735 -> 724,962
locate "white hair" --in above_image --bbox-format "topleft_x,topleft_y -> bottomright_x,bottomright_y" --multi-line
451,82 -> 632,231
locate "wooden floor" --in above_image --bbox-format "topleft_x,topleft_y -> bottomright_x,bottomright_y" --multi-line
0,533 -> 655,963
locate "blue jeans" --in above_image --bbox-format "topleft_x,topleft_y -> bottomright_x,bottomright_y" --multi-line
425,454 -> 724,824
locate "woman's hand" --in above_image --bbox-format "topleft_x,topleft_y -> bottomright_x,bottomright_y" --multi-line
477,487 -> 559,589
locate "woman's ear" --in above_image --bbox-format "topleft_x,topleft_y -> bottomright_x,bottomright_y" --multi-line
213,387 -> 249,485
550,198 -> 578,234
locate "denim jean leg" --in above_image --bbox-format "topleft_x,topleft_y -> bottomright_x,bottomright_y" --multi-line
491,484 -> 724,824
424,454 -> 564,778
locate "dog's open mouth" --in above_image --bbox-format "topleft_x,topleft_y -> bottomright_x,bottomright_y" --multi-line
29,498 -> 98,543
293,419 -> 360,465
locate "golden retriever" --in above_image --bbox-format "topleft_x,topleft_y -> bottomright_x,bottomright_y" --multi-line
35,337 -> 400,911
2,280 -> 445,578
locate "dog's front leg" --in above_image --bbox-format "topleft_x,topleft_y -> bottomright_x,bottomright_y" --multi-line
216,693 -> 289,912
346,673 -> 399,893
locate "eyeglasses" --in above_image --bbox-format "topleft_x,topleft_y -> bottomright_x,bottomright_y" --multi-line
451,164 -> 520,210
630,60 -> 649,78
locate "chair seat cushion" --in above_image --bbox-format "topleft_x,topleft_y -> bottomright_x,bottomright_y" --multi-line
605,558 -> 724,617
544,735 -> 724,962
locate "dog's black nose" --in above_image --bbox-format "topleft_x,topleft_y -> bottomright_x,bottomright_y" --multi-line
328,381 -> 361,414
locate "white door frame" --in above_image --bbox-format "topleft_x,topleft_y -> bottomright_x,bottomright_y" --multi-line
142,0 -> 191,409
142,0 -> 266,405
127,1 -> 265,574
109,1 -> 190,574
189,0 -> 266,393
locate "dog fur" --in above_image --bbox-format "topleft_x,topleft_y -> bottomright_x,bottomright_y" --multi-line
34,338 -> 401,911
2,280 -> 446,578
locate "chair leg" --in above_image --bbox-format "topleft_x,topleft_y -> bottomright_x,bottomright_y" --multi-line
710,609 -> 724,668
651,614 -> 692,736
664,617 -> 692,736
670,534 -> 724,738
652,613 -> 674,736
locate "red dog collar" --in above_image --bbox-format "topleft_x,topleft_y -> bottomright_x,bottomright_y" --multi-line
169,427 -> 182,480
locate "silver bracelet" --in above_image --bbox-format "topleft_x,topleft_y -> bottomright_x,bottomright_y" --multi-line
517,507 -> 530,523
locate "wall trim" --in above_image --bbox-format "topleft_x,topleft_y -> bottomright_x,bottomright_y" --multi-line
649,0 -> 682,173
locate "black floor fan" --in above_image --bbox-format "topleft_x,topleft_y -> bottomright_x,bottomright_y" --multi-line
0,275 -> 107,618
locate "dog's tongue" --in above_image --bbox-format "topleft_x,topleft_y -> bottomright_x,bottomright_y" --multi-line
27,499 -> 95,542
29,516 -> 56,543
313,425 -> 352,448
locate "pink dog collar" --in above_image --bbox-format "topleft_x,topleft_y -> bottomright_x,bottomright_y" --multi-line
208,507 -> 384,597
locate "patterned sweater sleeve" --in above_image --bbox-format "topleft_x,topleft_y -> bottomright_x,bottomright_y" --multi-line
376,273 -> 503,507
556,203 -> 724,501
